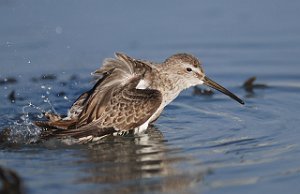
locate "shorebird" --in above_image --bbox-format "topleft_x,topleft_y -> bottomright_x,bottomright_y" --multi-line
35,53 -> 244,141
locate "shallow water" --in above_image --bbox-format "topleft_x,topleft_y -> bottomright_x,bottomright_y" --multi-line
1,1 -> 300,194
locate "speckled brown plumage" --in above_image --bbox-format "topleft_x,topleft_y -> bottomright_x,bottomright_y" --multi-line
35,52 -> 244,141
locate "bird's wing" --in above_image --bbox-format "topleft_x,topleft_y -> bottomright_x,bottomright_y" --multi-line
35,53 -> 155,130
39,76 -> 162,140
36,53 -> 162,140
92,52 -> 153,77
75,53 -> 154,127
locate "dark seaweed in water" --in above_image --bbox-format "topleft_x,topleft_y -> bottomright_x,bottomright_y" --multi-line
0,77 -> 17,85
0,165 -> 24,194
243,76 -> 268,92
30,74 -> 57,82
8,90 -> 16,103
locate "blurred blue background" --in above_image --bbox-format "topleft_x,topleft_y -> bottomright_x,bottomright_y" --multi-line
1,0 -> 300,75
1,1 -> 300,194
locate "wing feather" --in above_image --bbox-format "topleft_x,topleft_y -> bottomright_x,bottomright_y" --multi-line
39,76 -> 162,140
36,53 -> 161,140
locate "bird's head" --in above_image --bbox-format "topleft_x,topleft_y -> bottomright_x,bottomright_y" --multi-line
164,53 -> 244,105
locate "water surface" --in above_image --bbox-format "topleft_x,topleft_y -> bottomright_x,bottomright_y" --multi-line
1,1 -> 300,194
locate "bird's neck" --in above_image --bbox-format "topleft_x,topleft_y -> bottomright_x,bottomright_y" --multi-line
149,67 -> 186,106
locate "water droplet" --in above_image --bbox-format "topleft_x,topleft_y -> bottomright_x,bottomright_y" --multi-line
6,41 -> 13,47
55,26 -> 63,34
37,113 -> 44,118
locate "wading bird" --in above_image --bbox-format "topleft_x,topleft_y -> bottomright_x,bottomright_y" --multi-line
35,53 -> 244,142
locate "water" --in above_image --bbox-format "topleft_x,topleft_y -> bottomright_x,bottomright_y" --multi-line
1,0 -> 300,193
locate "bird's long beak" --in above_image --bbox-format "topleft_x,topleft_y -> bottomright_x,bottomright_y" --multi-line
203,76 -> 244,105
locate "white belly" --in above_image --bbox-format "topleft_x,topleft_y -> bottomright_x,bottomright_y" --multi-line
134,120 -> 149,134
134,104 -> 165,134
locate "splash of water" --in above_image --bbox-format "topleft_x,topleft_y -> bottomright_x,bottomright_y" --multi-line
0,84 -> 62,145
1,101 -> 47,145
40,85 -> 58,114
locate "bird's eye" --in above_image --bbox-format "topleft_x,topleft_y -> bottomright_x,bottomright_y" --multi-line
186,67 -> 192,72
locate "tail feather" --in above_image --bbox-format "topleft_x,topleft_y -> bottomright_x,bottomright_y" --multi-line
37,122 -> 116,140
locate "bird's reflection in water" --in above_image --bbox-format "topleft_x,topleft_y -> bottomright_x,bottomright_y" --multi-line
77,126 -> 206,194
